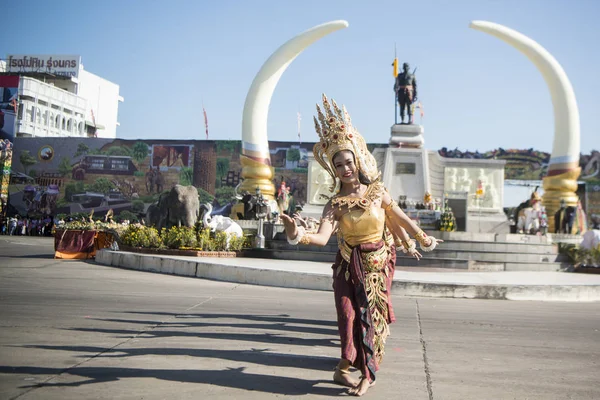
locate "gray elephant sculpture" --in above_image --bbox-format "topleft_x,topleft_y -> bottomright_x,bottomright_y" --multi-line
145,185 -> 200,230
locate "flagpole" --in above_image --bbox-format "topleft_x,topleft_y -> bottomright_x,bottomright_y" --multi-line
297,111 -> 302,144
393,43 -> 398,125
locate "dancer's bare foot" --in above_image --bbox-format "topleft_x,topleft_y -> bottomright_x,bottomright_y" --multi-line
347,376 -> 372,397
333,367 -> 358,388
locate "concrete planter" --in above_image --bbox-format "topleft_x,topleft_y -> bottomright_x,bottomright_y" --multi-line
119,245 -> 237,258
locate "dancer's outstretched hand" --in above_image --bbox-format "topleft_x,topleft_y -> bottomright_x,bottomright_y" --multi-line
279,213 -> 297,238
411,249 -> 422,261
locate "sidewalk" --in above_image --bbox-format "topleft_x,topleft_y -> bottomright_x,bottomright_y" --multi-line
96,250 -> 600,302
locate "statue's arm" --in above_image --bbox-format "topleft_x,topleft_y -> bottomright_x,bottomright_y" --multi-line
412,76 -> 418,100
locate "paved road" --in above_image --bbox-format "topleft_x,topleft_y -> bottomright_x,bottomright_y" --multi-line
0,236 -> 599,400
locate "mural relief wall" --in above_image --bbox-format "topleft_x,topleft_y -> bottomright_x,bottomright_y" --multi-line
444,166 -> 504,210
7,138 -> 314,219
5,136 -> 598,220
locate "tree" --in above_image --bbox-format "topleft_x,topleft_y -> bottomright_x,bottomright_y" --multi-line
19,150 -> 37,175
104,146 -> 131,157
58,157 -> 72,177
216,157 -> 230,183
64,181 -> 85,201
131,141 -> 149,165
214,186 -> 235,207
216,140 -> 240,153
198,187 -> 215,206
131,200 -> 145,213
74,143 -> 90,158
179,167 -> 193,186
87,178 -> 115,194
286,148 -> 301,169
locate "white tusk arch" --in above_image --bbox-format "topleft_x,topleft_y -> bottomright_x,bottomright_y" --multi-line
469,20 -> 580,174
241,20 -> 349,162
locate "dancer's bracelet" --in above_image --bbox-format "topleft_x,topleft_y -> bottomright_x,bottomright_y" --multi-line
384,200 -> 398,214
299,234 -> 312,245
287,226 -> 306,245
416,231 -> 438,252
415,230 -> 430,246
403,239 -> 417,254
394,241 -> 406,253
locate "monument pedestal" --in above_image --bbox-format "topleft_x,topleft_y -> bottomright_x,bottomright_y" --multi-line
389,124 -> 424,147
373,124 -> 430,203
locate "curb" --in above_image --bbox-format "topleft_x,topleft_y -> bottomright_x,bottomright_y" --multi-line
392,281 -> 600,302
95,250 -> 600,302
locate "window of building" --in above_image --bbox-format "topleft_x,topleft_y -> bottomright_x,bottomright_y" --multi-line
26,105 -> 33,122
111,159 -> 129,171
88,157 -> 105,169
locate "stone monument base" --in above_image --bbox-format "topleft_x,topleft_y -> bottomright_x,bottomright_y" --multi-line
389,124 -> 424,148
467,209 -> 510,234
373,145 -> 431,203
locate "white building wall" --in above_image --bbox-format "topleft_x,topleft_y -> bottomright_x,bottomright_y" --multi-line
15,77 -> 87,138
77,69 -> 123,138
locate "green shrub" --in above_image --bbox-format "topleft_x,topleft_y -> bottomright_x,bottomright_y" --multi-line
133,171 -> 145,177
561,244 -> 600,266
64,181 -> 85,202
196,228 -> 246,251
197,228 -> 212,250
162,226 -> 198,249
214,186 -> 235,206
121,225 -> 162,248
198,188 -> 215,205
179,167 -> 193,186
138,194 -> 160,203
131,200 -> 145,213
117,210 -> 139,223
212,231 -> 228,251
228,234 -> 248,251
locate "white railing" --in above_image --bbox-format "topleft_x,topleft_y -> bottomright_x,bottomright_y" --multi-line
19,77 -> 87,112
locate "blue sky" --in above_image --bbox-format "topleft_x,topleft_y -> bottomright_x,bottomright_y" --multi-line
3,0 -> 599,153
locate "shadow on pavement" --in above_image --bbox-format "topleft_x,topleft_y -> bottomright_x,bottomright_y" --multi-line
18,344 -> 338,372
0,254 -> 56,259
122,311 -> 338,327
86,317 -> 338,336
6,311 -> 345,396
0,366 -> 343,396
65,327 -> 339,348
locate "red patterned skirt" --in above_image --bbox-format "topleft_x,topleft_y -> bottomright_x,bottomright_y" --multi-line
332,240 -> 396,383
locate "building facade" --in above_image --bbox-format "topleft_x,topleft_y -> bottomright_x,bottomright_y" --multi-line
0,55 -> 123,140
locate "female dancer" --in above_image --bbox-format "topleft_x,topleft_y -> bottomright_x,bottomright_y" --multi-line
280,95 -> 441,396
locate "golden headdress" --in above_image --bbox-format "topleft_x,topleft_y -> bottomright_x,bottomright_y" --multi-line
312,94 -> 380,185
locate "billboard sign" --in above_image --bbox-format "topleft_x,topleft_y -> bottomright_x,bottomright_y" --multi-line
6,54 -> 81,78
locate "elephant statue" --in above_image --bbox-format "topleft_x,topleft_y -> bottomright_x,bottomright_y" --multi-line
201,203 -> 243,249
145,185 -> 200,230
517,203 -> 548,235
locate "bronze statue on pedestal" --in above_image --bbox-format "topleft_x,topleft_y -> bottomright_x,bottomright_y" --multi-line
394,62 -> 418,124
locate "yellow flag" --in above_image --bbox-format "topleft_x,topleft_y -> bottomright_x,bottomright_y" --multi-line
393,58 -> 398,77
